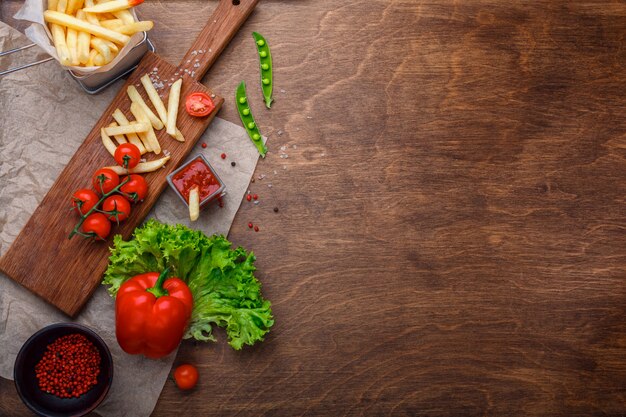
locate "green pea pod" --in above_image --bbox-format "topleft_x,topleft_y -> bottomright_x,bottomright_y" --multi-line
252,32 -> 273,109
236,81 -> 267,158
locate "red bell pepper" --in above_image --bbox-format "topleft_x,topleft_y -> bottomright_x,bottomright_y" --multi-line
115,268 -> 193,359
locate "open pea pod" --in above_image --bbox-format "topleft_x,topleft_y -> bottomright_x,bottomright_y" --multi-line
236,81 -> 267,157
252,32 -> 273,109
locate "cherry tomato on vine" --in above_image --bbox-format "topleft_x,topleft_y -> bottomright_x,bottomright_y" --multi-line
114,143 -> 141,169
173,364 -> 199,390
185,93 -> 215,117
82,213 -> 111,240
120,174 -> 148,202
92,168 -> 120,195
71,189 -> 99,216
102,195 -> 132,223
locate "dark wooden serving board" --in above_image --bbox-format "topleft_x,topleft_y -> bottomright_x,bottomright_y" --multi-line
0,0 -> 259,317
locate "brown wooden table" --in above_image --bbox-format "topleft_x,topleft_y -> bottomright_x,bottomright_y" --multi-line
2,1 -> 625,415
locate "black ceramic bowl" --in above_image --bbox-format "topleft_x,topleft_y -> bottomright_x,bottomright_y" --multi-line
13,323 -> 113,417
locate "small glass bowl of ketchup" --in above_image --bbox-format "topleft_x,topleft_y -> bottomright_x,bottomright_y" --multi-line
166,154 -> 226,210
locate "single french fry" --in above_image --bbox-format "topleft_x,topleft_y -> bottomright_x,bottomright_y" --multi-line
112,109 -> 147,153
93,52 -> 105,66
83,0 -> 144,13
116,21 -> 153,35
139,74 -> 167,123
44,11 -> 130,44
130,102 -> 161,154
166,79 -> 182,136
107,122 -> 128,144
75,12 -> 91,64
105,156 -> 170,175
104,122 -> 149,136
173,129 -> 185,142
56,0 -> 68,13
99,19 -> 124,30
99,38 -> 119,53
50,24 -> 72,66
101,128 -> 117,156
86,48 -> 98,65
66,28 -> 79,65
112,9 -> 134,24
48,0 -> 59,11
188,186 -> 200,222
130,121 -> 152,152
127,85 -> 164,130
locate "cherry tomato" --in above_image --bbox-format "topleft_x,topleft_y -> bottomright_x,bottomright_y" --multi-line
120,174 -> 148,202
82,213 -> 111,240
71,189 -> 99,216
173,364 -> 199,391
102,195 -> 131,223
114,143 -> 141,169
92,168 -> 120,195
185,93 -> 215,117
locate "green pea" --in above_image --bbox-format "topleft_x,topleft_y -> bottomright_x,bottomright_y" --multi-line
235,81 -> 267,157
253,32 -> 273,108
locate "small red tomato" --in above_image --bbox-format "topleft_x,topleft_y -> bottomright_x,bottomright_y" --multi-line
82,213 -> 111,240
92,168 -> 120,195
114,143 -> 141,169
102,195 -> 132,222
185,92 -> 215,117
120,174 -> 148,202
173,364 -> 199,391
71,189 -> 99,216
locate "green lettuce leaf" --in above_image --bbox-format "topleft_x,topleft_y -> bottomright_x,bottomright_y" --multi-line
102,219 -> 274,350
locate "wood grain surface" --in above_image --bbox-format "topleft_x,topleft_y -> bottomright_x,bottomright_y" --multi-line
2,0 -> 626,416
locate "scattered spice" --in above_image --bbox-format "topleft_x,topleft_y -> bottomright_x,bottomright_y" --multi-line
246,195 -> 252,202
253,194 -> 258,200
251,178 -> 255,183
273,207 -> 279,213
201,143 -> 207,149
248,222 -> 253,229
35,334 -> 101,399
221,153 -> 227,159
231,162 -> 236,167
254,225 -> 259,232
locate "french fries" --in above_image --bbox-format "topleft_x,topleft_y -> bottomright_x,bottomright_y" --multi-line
127,86 -> 164,130
140,74 -> 185,141
83,0 -> 144,13
100,128 -> 117,156
106,155 -> 170,175
112,109 -> 147,153
44,0 -> 153,68
166,79 -> 182,136
108,122 -> 127,144
130,102 -> 161,154
104,122 -> 150,136
188,186 -> 200,222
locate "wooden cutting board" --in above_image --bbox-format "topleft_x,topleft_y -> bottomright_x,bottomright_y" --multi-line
0,0 -> 259,317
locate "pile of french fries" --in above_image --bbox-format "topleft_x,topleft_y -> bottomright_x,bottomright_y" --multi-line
44,0 -> 153,67
101,74 -> 185,174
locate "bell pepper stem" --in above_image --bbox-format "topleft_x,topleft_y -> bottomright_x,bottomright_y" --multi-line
147,267 -> 170,298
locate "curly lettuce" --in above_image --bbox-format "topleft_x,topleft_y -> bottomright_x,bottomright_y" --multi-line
102,219 -> 274,350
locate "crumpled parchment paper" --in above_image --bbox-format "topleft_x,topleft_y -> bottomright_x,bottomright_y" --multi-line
0,21 -> 262,417
14,0 -> 144,74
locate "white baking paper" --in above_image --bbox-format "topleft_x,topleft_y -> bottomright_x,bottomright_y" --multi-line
0,22 -> 262,417
14,0 -> 144,75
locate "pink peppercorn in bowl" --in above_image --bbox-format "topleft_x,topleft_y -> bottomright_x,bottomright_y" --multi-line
13,323 -> 113,417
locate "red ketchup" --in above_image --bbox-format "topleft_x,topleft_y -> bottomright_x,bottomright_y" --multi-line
172,157 -> 221,203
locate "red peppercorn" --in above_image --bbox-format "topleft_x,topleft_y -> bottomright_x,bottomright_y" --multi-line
35,334 -> 101,398
248,222 -> 253,228
201,143 -> 207,148
220,153 -> 226,159
254,225 -> 259,232
246,194 -> 252,202
253,194 -> 258,200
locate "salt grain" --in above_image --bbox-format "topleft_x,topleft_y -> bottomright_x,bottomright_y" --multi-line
253,201 -> 260,205
163,149 -> 171,157
277,130 -> 283,136
273,170 -> 277,175
280,145 -> 286,151
268,184 -> 273,188
292,144 -> 297,149
307,116 -> 312,119
191,50 -> 197,56
280,89 -> 286,94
